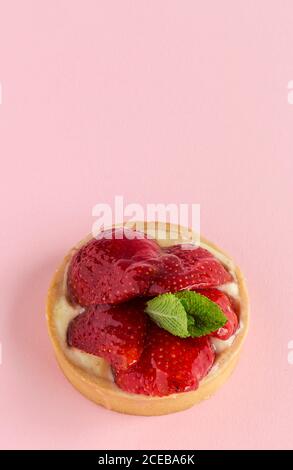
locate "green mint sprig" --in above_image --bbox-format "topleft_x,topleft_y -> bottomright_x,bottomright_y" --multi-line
145,291 -> 227,338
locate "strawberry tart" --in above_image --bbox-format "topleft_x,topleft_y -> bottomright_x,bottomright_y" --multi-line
46,222 -> 249,415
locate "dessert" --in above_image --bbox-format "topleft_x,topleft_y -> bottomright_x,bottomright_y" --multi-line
46,222 -> 249,415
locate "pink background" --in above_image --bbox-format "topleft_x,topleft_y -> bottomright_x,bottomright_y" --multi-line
0,1 -> 293,450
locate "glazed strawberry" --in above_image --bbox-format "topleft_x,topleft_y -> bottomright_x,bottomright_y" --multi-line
67,300 -> 148,370
147,245 -> 232,296
114,323 -> 215,396
195,288 -> 238,340
67,228 -> 161,306
68,229 -> 232,307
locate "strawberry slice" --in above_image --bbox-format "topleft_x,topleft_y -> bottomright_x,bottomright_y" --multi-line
67,230 -> 232,307
67,300 -> 148,370
67,228 -> 161,306
147,245 -> 232,296
195,288 -> 238,340
114,323 -> 215,396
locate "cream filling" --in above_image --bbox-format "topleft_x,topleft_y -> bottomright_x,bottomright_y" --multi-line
53,237 -> 241,383
54,265 -> 114,380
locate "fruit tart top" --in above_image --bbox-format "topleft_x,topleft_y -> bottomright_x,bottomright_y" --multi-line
57,228 -> 241,397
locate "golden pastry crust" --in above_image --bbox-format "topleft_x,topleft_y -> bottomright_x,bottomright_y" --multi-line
46,222 -> 249,416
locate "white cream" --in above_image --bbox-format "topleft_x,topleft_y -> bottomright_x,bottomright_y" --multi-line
53,265 -> 114,380
210,334 -> 236,353
218,282 -> 239,299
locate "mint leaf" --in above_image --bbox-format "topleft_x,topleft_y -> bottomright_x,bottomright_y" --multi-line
145,294 -> 189,338
145,291 -> 227,338
175,291 -> 227,337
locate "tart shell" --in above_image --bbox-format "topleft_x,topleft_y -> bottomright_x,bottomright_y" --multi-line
46,222 -> 249,416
